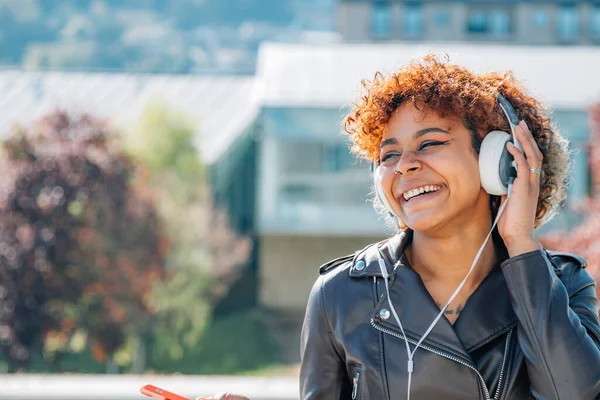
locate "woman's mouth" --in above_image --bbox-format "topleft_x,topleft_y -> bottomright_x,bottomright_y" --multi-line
402,185 -> 443,201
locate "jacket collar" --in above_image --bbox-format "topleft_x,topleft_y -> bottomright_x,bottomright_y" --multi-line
352,230 -> 517,356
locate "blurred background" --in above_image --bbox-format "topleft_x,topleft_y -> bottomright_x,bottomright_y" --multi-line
0,0 -> 599,398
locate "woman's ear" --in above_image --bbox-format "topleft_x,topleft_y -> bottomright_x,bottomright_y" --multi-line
397,218 -> 408,231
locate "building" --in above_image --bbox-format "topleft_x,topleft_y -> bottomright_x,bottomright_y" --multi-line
338,0 -> 600,45
250,42 -> 599,321
1,42 -> 600,362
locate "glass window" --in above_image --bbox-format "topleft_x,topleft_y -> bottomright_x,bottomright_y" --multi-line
371,1 -> 392,40
280,183 -> 323,203
532,9 -> 549,27
433,10 -> 451,26
591,6 -> 600,39
489,10 -> 510,38
467,10 -> 488,33
557,5 -> 580,41
279,141 -> 323,174
325,144 -> 363,172
403,4 -> 424,39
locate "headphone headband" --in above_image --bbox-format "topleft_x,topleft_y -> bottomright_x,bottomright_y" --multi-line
496,93 -> 522,153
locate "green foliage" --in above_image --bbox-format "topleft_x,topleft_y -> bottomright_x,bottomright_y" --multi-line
146,310 -> 280,375
145,264 -> 212,367
1,0 -> 295,72
126,102 -> 204,182
0,111 -> 168,372
121,103 -> 257,375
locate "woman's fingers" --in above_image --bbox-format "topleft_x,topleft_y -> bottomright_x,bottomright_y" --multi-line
514,121 -> 543,170
506,142 -> 530,182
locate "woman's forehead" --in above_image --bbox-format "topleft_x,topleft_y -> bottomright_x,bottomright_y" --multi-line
384,106 -> 462,138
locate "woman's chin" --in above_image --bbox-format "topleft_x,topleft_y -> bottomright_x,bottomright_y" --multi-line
403,214 -> 446,234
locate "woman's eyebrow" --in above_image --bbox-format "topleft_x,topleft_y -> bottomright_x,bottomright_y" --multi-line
414,127 -> 450,138
380,127 -> 450,149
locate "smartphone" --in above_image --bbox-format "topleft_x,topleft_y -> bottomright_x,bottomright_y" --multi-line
140,384 -> 191,400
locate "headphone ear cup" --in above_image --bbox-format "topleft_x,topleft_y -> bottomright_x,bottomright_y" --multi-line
479,130 -> 514,196
373,166 -> 396,217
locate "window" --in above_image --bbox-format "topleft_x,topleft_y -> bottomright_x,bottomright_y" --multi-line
489,10 -> 510,38
591,6 -> 600,40
433,10 -> 450,26
371,1 -> 392,40
403,4 -> 424,39
532,9 -> 549,27
467,8 -> 512,37
277,140 -> 368,206
467,10 -> 488,33
557,5 -> 580,41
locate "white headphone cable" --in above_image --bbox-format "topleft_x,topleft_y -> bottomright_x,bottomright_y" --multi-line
378,184 -> 512,400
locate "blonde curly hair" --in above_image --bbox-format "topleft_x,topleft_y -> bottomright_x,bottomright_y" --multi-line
343,55 -> 572,228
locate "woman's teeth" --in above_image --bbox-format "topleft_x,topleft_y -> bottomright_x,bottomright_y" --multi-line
403,185 -> 441,201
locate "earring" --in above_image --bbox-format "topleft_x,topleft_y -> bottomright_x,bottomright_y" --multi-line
394,168 -> 401,175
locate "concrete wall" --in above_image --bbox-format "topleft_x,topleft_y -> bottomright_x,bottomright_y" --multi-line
337,2 -> 372,42
422,3 -> 465,42
515,3 -> 557,45
258,233 -> 384,312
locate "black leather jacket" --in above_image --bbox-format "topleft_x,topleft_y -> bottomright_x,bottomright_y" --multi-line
300,231 -> 600,399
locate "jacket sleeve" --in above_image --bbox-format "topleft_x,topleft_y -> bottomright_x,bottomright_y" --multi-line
299,274 -> 351,400
501,250 -> 600,400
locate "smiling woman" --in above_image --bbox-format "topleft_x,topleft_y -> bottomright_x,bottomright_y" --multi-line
200,55 -> 600,400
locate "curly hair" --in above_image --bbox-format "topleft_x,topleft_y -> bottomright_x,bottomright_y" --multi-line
343,55 -> 572,227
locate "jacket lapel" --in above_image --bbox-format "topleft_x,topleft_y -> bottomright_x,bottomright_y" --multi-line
361,230 -> 517,361
452,265 -> 517,352
369,231 -> 473,361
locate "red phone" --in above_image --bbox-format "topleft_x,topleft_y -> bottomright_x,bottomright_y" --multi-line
140,384 -> 191,400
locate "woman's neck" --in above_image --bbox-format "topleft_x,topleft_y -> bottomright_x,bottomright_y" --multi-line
405,221 -> 499,289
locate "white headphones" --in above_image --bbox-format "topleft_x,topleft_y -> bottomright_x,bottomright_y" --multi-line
479,94 -> 523,195
372,94 -> 523,400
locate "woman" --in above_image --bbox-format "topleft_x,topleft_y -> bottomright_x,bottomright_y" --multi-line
199,56 -> 600,399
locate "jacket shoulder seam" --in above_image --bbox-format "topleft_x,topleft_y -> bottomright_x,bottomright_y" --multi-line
546,250 -> 587,269
318,275 -> 346,363
319,253 -> 356,275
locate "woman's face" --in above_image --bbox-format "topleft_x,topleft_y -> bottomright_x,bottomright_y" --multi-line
378,103 -> 492,233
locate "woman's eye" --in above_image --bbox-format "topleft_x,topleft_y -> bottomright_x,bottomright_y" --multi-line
419,141 -> 446,150
380,153 -> 400,163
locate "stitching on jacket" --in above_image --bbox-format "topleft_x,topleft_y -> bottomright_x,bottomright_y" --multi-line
507,264 -> 560,399
372,277 -> 390,400
499,330 -> 515,400
376,317 -> 469,360
466,321 -> 518,352
319,276 -> 345,364
569,281 -> 596,298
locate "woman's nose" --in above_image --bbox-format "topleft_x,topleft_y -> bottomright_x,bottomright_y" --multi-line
394,154 -> 422,175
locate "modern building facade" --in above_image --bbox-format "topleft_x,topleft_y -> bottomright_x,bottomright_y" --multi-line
251,43 -> 599,324
1,42 -> 599,362
338,0 -> 600,45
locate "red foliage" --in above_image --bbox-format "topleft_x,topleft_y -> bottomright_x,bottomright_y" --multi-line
0,111 -> 168,371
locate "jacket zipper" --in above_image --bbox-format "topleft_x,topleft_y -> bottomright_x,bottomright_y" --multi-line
352,370 -> 361,399
494,329 -> 513,399
371,320 -> 514,400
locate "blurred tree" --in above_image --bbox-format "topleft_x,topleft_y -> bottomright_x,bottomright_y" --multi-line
0,111 -> 168,372
540,102 -> 600,295
126,103 -> 252,373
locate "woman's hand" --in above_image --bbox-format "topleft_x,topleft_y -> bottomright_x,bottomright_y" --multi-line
196,393 -> 249,400
497,120 -> 543,257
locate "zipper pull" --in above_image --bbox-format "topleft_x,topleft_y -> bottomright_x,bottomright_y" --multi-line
352,371 -> 360,399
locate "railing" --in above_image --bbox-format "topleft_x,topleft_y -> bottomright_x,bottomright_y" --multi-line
0,374 -> 298,400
